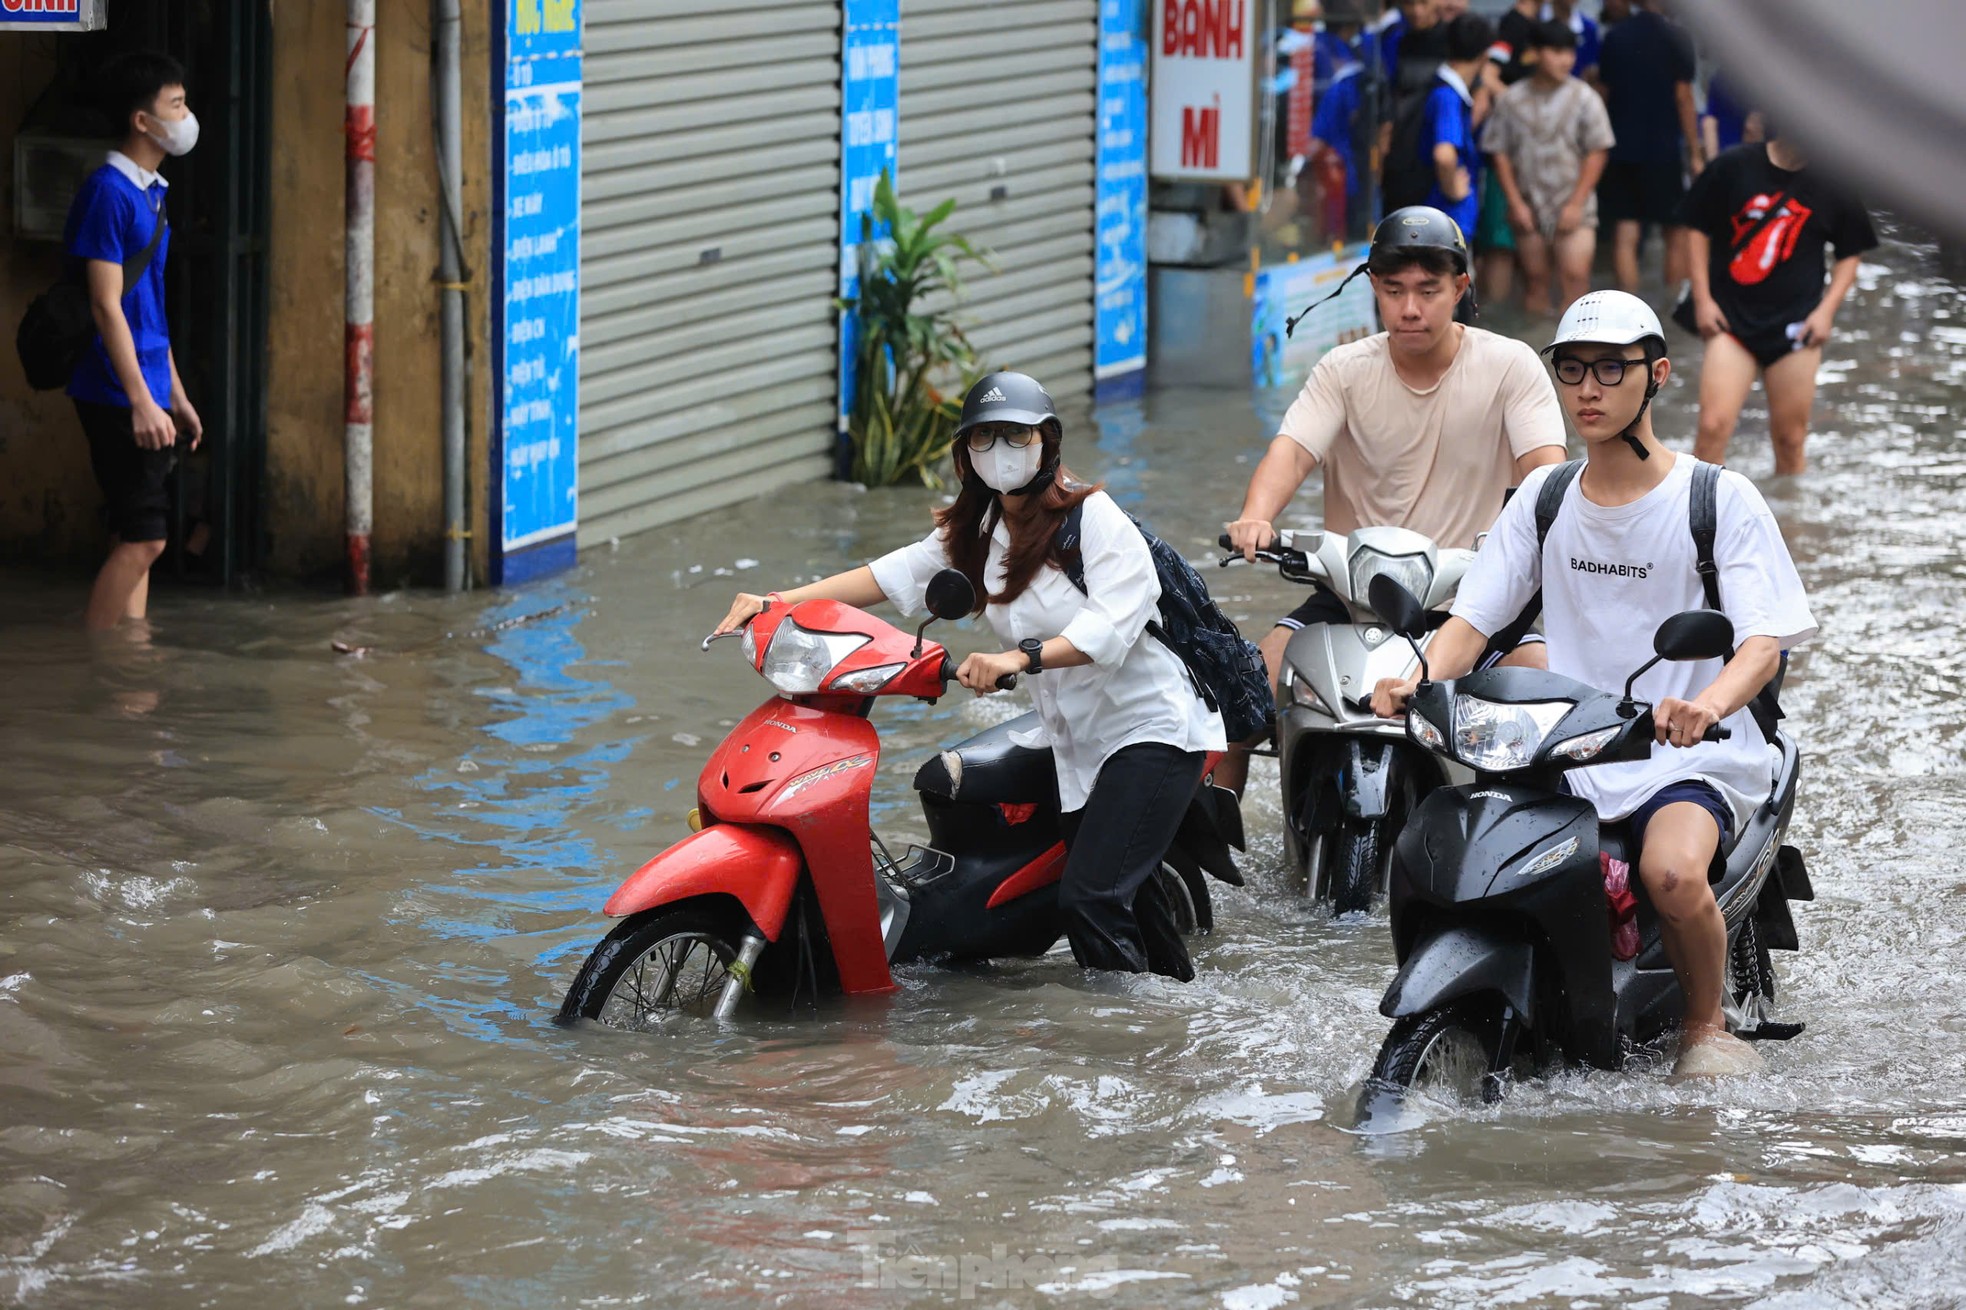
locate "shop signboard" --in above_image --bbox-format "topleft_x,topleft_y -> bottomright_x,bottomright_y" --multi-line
1095,0 -> 1148,390
492,0 -> 583,584
1251,245 -> 1375,390
1149,0 -> 1257,182
0,0 -> 105,31
837,0 -> 901,438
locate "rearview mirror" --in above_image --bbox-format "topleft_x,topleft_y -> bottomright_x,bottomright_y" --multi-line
1653,610 -> 1734,663
925,569 -> 975,621
1367,574 -> 1428,639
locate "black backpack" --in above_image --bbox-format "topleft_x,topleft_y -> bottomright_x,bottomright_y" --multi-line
1530,459 -> 1787,741
14,202 -> 167,392
1381,63 -> 1447,214
1058,503 -> 1275,743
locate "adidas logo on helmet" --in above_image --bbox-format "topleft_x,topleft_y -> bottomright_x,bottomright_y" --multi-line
978,386 -> 1007,403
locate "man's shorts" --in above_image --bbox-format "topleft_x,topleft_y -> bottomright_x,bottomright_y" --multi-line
76,399 -> 174,543
1597,159 -> 1684,228
1628,779 -> 1734,860
1275,588 -> 1542,670
1727,323 -> 1809,371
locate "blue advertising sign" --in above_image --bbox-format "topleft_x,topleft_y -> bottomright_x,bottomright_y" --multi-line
837,0 -> 901,441
0,0 -> 105,31
492,0 -> 582,584
1095,0 -> 1149,394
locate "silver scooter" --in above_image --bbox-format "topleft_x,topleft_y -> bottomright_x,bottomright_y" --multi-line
1223,526 -> 1478,913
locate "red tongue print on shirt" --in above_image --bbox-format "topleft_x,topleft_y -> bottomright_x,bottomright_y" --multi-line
1727,191 -> 1815,285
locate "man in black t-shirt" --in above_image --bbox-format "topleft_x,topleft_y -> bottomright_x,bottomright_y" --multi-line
1677,132 -> 1877,475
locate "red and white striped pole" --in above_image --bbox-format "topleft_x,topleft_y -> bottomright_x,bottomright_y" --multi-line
344,0 -> 376,595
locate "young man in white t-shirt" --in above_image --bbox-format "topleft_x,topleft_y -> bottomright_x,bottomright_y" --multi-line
1370,290 -> 1816,1077
1217,205 -> 1567,794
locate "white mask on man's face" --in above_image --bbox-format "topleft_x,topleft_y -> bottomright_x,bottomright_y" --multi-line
970,440 -> 1045,494
143,108 -> 200,158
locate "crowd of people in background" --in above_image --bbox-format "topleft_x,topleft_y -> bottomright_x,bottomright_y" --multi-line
1284,0 -> 1876,474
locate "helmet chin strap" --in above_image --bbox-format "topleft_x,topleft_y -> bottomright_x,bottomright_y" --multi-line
1619,377 -> 1660,460
1007,458 -> 1058,498
1286,263 -> 1369,338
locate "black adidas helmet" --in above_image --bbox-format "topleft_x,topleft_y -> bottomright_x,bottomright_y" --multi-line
1369,205 -> 1471,275
956,371 -> 1057,437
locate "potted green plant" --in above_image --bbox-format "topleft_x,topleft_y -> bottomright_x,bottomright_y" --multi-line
840,170 -> 991,488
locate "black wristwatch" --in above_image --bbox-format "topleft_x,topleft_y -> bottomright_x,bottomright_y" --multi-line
1018,638 -> 1045,674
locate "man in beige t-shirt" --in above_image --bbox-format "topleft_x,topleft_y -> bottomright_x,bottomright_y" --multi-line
1218,206 -> 1566,789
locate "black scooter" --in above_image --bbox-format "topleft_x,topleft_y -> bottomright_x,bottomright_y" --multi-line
1358,576 -> 1812,1107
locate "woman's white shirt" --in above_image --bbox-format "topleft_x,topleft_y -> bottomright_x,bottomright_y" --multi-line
868,491 -> 1226,811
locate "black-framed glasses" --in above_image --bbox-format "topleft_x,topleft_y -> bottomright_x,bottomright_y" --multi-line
1553,354 -> 1649,386
965,423 -> 1039,452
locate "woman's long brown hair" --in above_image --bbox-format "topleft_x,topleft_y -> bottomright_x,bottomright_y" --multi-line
934,422 -> 1101,613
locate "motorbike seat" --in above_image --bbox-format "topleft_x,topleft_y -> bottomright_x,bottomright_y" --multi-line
912,711 -> 1060,807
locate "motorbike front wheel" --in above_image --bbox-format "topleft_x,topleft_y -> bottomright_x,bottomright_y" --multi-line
557,904 -> 748,1028
1329,817 -> 1386,916
1367,1003 -> 1508,1104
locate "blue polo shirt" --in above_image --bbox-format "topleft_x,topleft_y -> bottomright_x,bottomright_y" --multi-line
1419,69 -> 1480,235
63,154 -> 172,409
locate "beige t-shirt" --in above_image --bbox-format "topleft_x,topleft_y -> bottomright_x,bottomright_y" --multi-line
1276,327 -> 1566,550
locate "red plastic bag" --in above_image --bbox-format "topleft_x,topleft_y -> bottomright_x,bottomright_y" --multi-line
1601,852 -> 1640,961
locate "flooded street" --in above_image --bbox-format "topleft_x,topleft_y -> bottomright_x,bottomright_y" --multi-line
5,234 -> 1966,1307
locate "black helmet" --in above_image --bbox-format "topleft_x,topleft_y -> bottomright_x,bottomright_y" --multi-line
956,372 -> 1056,437
1369,205 -> 1471,274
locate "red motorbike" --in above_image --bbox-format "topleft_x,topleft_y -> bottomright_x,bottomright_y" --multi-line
557,569 -> 1245,1027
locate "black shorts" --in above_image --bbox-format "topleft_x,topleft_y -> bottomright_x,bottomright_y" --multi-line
1275,589 -> 1540,669
1729,324 -> 1807,371
76,399 -> 175,543
1598,159 -> 1685,228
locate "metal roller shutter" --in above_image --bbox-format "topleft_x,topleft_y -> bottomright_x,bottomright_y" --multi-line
899,0 -> 1099,400
579,1 -> 843,547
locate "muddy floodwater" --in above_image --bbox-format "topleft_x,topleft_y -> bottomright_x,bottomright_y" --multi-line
5,236 -> 1966,1307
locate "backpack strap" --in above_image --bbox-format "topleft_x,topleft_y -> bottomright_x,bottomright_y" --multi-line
1689,458 -> 1723,612
1687,458 -> 1786,739
1059,501 -> 1088,595
122,197 -> 168,295
1536,459 -> 1585,549
1489,460 -> 1583,652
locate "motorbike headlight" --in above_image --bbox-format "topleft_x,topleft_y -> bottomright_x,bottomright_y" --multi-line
1350,548 -> 1433,612
1451,696 -> 1572,772
761,621 -> 870,695
1280,666 -> 1332,716
829,662 -> 905,694
1408,708 -> 1445,752
1551,725 -> 1620,762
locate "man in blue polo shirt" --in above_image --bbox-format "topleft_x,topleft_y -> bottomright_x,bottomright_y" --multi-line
64,51 -> 202,631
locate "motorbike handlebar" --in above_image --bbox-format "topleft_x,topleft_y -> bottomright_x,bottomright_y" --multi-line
936,656 -> 1017,692
1704,725 -> 1731,742
1216,532 -> 1306,569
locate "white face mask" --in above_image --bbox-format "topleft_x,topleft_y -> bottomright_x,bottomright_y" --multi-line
970,440 -> 1045,494
143,108 -> 200,158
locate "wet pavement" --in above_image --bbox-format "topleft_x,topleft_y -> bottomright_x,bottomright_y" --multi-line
4,233 -> 1966,1307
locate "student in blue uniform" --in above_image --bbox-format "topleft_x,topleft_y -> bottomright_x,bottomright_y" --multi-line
1418,13 -> 1494,238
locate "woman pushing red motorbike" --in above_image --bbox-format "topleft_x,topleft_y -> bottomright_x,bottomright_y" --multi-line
556,373 -> 1246,1028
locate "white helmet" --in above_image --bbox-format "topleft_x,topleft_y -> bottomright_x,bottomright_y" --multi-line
1542,290 -> 1667,357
